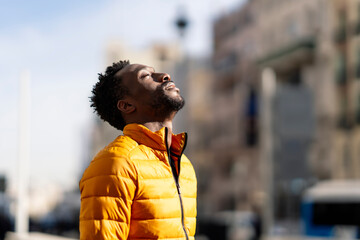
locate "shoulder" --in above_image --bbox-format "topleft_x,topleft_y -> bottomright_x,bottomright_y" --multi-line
80,135 -> 139,183
101,135 -> 138,158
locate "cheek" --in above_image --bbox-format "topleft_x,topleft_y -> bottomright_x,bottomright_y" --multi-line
131,84 -> 151,97
137,88 -> 157,104
131,81 -> 161,100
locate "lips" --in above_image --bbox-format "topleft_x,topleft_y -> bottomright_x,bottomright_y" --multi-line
164,82 -> 176,90
161,81 -> 180,93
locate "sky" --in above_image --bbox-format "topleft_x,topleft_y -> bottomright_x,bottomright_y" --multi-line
0,0 -> 246,191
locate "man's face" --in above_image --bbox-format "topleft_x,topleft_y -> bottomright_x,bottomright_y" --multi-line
116,64 -> 185,116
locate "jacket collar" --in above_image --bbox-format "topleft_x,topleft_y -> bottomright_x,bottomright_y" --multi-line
123,123 -> 187,154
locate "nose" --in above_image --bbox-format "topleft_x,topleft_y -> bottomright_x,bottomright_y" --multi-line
157,73 -> 171,82
163,74 -> 171,82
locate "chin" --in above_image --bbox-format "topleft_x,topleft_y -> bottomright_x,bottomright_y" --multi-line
166,91 -> 181,99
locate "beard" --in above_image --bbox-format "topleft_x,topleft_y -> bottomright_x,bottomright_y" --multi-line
150,81 -> 185,116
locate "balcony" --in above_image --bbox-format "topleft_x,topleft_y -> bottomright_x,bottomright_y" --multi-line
257,37 -> 315,73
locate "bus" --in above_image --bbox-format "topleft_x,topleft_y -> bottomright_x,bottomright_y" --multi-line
301,180 -> 360,239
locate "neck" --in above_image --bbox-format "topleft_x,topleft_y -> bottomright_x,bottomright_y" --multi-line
143,120 -> 173,148
126,111 -> 177,147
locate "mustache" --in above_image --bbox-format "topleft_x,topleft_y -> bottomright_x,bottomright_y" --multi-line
160,81 -> 174,89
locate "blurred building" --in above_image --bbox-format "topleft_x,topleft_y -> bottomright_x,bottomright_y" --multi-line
80,0 -> 360,238
256,0 -> 333,234
331,0 -> 360,180
209,0 -> 262,214
209,0 -> 360,236
184,57 -> 215,214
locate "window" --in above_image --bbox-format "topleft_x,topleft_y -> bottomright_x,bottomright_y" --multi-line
355,3 -> 360,34
313,203 -> 360,226
356,93 -> 360,124
335,11 -> 346,43
338,94 -> 348,129
287,18 -> 300,38
355,46 -> 360,78
335,53 -> 347,85
245,88 -> 258,146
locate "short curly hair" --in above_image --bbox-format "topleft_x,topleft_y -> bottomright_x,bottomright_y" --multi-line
90,60 -> 130,130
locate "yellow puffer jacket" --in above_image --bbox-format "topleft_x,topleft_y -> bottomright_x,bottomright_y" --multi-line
79,123 -> 197,240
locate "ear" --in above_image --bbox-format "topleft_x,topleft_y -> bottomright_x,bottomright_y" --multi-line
117,99 -> 136,114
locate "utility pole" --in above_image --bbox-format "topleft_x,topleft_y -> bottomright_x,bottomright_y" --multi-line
260,68 -> 276,236
16,70 -> 31,236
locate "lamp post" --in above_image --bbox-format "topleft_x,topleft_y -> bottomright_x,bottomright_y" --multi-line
173,6 -> 189,133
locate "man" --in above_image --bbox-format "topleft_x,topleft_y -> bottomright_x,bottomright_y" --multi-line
79,60 -> 197,240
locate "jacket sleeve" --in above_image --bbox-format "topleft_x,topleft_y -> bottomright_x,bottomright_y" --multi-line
79,148 -> 137,240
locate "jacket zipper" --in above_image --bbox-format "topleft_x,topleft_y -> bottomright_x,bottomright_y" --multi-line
165,128 -> 189,240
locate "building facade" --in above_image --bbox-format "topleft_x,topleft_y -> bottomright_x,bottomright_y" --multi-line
209,0 -> 360,236
331,0 -> 360,180
209,0 -> 262,214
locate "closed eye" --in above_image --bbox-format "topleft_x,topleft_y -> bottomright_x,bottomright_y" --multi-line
141,74 -> 150,79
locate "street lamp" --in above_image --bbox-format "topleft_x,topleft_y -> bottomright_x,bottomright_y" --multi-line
172,6 -> 189,134
175,6 -> 189,38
